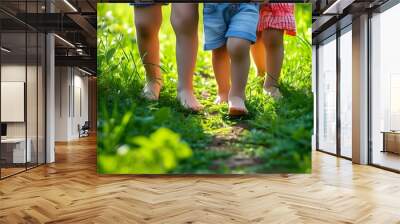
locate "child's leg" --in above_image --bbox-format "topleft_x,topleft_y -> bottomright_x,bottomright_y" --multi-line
171,3 -> 203,111
134,5 -> 162,100
212,46 -> 230,103
250,33 -> 266,77
262,29 -> 284,91
226,37 -> 251,114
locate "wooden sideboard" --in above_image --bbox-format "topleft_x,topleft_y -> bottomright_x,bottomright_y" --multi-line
382,131 -> 400,154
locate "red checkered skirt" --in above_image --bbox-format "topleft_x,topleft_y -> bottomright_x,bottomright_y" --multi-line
257,3 -> 296,36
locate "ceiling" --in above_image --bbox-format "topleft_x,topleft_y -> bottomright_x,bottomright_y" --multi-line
0,0 -> 97,75
311,0 -> 391,44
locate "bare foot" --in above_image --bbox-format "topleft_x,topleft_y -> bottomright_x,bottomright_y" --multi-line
177,90 -> 204,112
228,95 -> 248,116
263,85 -> 282,100
142,79 -> 162,101
214,94 -> 228,104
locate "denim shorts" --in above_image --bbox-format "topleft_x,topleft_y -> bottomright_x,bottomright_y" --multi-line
203,3 -> 259,51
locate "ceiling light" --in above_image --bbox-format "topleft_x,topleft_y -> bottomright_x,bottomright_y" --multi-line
78,67 -> 92,76
76,48 -> 86,55
322,0 -> 354,15
54,34 -> 75,48
1,47 -> 11,53
323,0 -> 341,14
63,0 -> 78,12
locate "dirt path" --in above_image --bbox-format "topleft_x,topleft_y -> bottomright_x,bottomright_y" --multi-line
207,121 -> 262,171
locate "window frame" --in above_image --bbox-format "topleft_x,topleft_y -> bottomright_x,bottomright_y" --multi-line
315,22 -> 353,161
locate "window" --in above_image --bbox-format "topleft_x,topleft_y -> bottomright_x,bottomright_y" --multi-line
0,0 -> 47,179
339,27 -> 352,158
370,3 -> 400,171
317,35 -> 337,154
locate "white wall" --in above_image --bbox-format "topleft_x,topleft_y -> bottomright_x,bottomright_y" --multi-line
1,64 -> 46,164
72,72 -> 89,138
1,65 -> 25,129
54,67 -> 89,141
1,65 -> 26,139
55,66 -> 69,141
1,65 -> 25,81
1,65 -> 39,137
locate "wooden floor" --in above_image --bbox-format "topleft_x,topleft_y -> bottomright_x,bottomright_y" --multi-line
0,136 -> 400,224
1,167 -> 26,178
373,150 -> 400,171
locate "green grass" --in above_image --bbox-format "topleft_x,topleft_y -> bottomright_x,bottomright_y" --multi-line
97,3 -> 313,174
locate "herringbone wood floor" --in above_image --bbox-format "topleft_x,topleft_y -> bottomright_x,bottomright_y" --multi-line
1,136 -> 399,224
